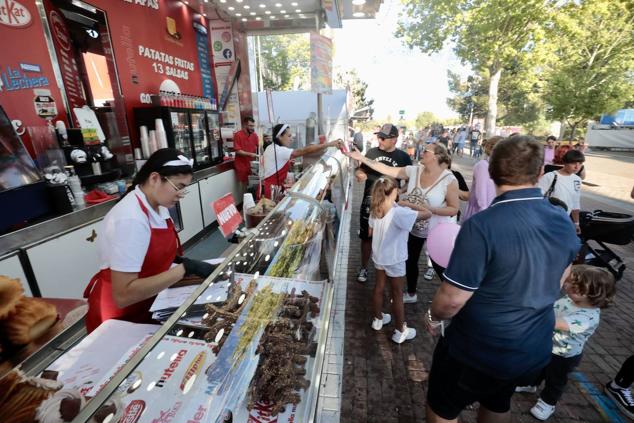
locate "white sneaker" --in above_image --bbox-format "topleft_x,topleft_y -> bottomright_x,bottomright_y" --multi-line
357,268 -> 368,283
392,323 -> 416,343
530,398 -> 556,420
403,293 -> 418,304
423,268 -> 435,280
371,313 -> 391,331
515,385 -> 537,393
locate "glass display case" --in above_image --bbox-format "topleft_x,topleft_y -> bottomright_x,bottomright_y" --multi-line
191,111 -> 211,168
170,111 -> 193,160
73,148 -> 351,422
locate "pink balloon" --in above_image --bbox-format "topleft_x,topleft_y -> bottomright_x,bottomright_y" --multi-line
427,222 -> 461,268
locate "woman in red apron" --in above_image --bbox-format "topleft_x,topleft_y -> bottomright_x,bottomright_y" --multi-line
261,123 -> 343,199
85,149 -> 215,332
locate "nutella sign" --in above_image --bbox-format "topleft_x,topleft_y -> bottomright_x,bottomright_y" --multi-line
0,0 -> 32,28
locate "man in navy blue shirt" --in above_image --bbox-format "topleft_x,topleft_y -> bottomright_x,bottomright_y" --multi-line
425,136 -> 580,423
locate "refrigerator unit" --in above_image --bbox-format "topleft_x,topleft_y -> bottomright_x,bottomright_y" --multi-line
133,107 -> 222,169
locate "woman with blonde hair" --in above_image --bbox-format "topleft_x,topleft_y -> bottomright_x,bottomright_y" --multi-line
348,143 -> 459,304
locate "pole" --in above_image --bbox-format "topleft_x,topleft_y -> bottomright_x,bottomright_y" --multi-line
257,36 -> 264,92
317,93 -> 324,136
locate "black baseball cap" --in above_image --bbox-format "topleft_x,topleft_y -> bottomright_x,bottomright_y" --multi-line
374,123 -> 399,139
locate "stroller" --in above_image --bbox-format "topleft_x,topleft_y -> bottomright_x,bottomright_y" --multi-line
579,210 -> 634,281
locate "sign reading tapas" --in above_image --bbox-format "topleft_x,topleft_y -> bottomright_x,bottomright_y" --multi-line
0,0 -> 32,28
121,0 -> 159,10
138,45 -> 194,80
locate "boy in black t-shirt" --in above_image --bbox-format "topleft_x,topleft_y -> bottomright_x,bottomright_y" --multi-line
353,123 -> 412,283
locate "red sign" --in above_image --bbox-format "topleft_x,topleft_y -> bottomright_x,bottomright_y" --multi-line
212,193 -> 242,237
0,0 -> 32,28
44,2 -> 85,124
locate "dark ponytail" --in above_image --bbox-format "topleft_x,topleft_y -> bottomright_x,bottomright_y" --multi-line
125,148 -> 193,195
272,123 -> 289,146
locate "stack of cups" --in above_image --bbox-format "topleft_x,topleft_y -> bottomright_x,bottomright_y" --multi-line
69,175 -> 85,207
139,126 -> 150,158
243,193 -> 256,222
148,130 -> 158,155
155,119 -> 168,149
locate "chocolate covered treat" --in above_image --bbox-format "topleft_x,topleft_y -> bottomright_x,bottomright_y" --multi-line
0,369 -> 63,423
35,388 -> 85,422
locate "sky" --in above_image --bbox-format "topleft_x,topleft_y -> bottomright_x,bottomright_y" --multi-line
332,0 -> 469,121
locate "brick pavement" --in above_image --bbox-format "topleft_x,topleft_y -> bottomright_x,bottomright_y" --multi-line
340,161 -> 634,422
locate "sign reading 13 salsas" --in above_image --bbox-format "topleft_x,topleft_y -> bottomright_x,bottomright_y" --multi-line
0,0 -> 32,28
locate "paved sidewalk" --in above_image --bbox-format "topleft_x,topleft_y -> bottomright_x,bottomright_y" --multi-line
340,160 -> 634,422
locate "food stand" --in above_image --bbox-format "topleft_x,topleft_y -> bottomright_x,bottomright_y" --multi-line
0,147 -> 350,423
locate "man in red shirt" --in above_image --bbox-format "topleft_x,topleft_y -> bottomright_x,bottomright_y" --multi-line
233,116 -> 259,192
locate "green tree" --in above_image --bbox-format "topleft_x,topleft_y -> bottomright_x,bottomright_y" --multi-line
334,68 -> 374,119
397,0 -> 552,136
544,0 -> 634,139
414,111 -> 439,129
256,34 -> 310,91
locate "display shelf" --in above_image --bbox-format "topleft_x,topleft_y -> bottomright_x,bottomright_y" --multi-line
73,148 -> 351,422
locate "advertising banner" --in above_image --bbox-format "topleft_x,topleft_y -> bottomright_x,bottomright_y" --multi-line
43,0 -> 86,125
310,33 -> 333,94
193,20 -> 214,100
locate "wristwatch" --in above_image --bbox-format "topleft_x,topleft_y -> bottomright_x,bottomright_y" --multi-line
426,308 -> 445,336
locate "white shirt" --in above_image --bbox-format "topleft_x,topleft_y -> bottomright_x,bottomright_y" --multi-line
552,296 -> 600,358
537,171 -> 581,215
369,204 -> 417,265
404,166 -> 457,234
262,144 -> 293,179
98,186 -> 172,272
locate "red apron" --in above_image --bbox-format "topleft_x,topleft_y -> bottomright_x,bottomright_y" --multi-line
262,160 -> 291,200
84,195 -> 182,333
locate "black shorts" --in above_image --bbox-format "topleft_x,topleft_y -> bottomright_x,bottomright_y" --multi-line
359,195 -> 372,240
427,338 -> 540,420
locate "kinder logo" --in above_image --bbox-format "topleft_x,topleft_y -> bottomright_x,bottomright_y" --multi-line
248,401 -> 279,423
180,351 -> 206,393
0,0 -> 32,28
49,10 -> 71,52
121,400 -> 146,423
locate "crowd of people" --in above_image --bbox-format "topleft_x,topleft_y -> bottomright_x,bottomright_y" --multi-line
346,124 -> 633,422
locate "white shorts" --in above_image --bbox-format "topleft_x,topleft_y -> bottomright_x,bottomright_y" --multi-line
374,262 -> 406,278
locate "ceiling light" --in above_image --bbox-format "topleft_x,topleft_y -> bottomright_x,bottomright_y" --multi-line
204,0 -> 208,2
353,11 -> 365,17
295,9 -> 300,12
352,0 -> 366,4
256,16 -> 261,20
275,3 -> 282,7
219,0 -> 225,2
284,14 -> 290,17
243,5 -> 250,8
280,9 -> 286,13
236,0 -> 243,2
259,3 -> 266,7
242,17 -> 247,21
250,11 -> 256,15
228,6 -> 234,10
235,12 -> 242,16
270,15 -> 276,19
265,10 -> 271,14
184,0 -> 188,4
291,1 -> 298,5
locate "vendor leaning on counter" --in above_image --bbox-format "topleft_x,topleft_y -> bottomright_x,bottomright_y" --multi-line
233,116 -> 259,192
262,123 -> 343,199
84,149 -> 216,332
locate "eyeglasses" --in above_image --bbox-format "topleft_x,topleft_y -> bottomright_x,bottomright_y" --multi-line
163,177 -> 189,195
423,148 -> 435,154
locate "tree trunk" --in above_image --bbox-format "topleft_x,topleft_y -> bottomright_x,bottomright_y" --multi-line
570,124 -> 578,140
485,67 -> 502,138
558,120 -> 566,140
